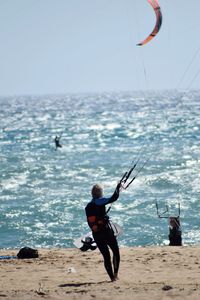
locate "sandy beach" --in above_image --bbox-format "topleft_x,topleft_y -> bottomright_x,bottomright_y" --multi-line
0,246 -> 200,300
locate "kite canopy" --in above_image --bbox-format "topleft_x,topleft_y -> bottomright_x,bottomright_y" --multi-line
137,0 -> 162,46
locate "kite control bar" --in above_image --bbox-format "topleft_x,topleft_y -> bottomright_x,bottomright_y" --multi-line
156,200 -> 169,218
119,155 -> 150,190
155,200 -> 181,219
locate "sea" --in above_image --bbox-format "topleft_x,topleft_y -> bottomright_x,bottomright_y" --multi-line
0,90 -> 200,249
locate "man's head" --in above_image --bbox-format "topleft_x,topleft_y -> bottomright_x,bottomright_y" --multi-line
91,184 -> 103,199
169,217 -> 180,228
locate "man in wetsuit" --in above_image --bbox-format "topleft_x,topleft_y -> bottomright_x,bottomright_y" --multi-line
54,135 -> 62,150
85,183 -> 121,282
169,217 -> 182,246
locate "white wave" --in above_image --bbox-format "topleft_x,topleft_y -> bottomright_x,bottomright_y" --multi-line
2,173 -> 28,191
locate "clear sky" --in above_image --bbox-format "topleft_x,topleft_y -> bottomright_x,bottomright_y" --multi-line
0,0 -> 200,96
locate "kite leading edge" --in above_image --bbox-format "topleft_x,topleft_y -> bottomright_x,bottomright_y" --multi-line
137,0 -> 162,46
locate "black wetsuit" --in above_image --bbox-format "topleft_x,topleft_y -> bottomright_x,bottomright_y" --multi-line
169,217 -> 182,246
55,136 -> 62,150
85,187 -> 120,281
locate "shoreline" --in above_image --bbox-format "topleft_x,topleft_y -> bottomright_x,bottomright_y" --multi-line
0,246 -> 200,300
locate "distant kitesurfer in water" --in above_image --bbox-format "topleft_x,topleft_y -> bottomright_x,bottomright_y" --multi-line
54,135 -> 62,150
85,183 -> 121,282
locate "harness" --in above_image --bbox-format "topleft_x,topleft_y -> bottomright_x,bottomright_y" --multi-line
86,200 -> 110,233
87,215 -> 109,232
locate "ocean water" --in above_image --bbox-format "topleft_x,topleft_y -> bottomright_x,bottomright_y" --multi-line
0,90 -> 200,249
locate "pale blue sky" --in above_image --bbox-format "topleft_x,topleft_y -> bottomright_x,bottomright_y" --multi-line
0,0 -> 200,95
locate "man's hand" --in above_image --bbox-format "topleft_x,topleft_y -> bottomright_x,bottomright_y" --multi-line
116,182 -> 122,193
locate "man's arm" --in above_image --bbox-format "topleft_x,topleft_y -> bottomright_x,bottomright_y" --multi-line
95,183 -> 121,205
108,183 -> 121,203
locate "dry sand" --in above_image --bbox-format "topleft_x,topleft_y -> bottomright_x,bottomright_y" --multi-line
0,246 -> 200,300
